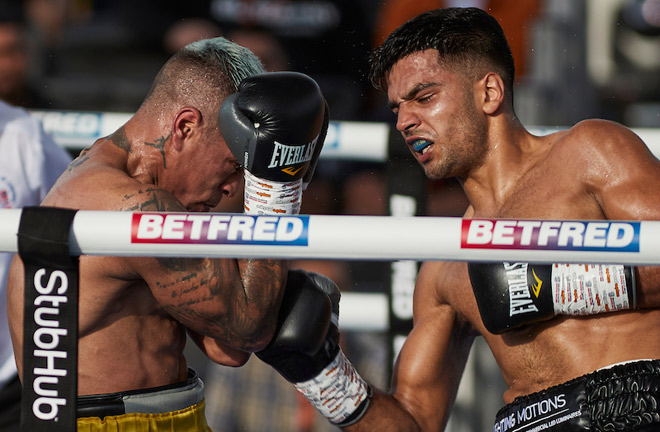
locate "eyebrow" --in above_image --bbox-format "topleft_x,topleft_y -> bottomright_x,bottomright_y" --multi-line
387,82 -> 441,110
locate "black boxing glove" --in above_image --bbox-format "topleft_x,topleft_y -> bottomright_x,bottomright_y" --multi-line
257,269 -> 372,427
468,262 -> 637,334
256,269 -> 336,382
218,72 -> 329,215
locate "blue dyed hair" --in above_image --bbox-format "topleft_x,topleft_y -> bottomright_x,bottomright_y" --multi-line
144,37 -> 265,107
183,37 -> 265,93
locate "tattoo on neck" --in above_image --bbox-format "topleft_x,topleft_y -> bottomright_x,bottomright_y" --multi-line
111,127 -> 132,153
121,188 -> 183,212
145,134 -> 171,169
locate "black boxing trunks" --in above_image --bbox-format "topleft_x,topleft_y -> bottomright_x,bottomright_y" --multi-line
76,368 -> 210,432
493,360 -> 660,432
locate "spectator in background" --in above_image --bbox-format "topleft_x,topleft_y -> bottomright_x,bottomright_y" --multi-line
0,5 -> 50,108
0,100 -> 72,431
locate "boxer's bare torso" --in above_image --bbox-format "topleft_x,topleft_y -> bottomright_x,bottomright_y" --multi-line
351,49 -> 660,431
8,125 -> 282,396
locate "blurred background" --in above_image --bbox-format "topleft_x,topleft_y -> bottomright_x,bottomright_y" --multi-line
1,0 -> 658,430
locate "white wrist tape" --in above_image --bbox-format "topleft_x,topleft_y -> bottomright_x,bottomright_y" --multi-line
551,264 -> 634,315
294,350 -> 371,425
243,170 -> 302,215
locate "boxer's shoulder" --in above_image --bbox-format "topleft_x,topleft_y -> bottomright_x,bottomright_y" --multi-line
555,119 -> 643,153
529,119 -> 644,181
47,149 -> 181,213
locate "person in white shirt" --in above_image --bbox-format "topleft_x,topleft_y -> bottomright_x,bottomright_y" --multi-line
0,100 -> 71,431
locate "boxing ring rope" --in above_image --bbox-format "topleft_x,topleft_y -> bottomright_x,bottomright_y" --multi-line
1,210 -> 659,263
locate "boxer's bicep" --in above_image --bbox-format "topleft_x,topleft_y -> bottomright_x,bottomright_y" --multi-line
140,256 -> 254,343
138,252 -> 283,351
386,263 -> 474,431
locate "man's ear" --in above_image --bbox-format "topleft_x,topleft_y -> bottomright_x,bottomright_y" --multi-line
172,107 -> 202,151
478,72 -> 505,115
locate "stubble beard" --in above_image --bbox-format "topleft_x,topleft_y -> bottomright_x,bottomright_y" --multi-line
424,114 -> 488,182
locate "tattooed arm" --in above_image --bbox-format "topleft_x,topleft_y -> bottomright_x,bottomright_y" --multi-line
123,187 -> 288,352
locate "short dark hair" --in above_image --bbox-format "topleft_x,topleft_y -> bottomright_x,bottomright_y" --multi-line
369,8 -> 515,95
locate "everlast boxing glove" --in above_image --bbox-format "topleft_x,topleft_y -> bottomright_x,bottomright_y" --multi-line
218,72 -> 329,215
257,269 -> 372,427
468,263 -> 637,334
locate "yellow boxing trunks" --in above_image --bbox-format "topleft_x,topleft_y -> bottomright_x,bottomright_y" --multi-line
76,368 -> 211,432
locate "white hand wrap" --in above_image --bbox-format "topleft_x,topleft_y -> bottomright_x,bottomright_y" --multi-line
243,170 -> 302,215
294,350 -> 371,426
552,264 -> 634,314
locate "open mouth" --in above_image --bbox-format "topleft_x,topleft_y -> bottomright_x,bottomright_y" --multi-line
411,139 -> 433,155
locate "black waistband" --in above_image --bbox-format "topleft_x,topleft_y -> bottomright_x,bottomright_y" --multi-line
77,368 -> 200,419
494,360 -> 660,432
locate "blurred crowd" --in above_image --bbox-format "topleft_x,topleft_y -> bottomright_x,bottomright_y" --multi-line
2,0 -> 658,123
1,0 -> 659,430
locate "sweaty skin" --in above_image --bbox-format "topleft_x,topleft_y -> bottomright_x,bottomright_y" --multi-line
346,49 -> 660,431
7,105 -> 288,396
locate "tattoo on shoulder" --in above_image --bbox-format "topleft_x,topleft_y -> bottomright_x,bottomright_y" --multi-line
67,153 -> 89,172
145,134 -> 172,169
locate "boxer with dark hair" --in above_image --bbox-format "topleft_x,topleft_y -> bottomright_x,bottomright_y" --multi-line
7,37 -> 328,431
258,8 -> 660,431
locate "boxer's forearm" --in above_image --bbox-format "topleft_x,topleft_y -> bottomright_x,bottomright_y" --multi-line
342,390 -> 425,432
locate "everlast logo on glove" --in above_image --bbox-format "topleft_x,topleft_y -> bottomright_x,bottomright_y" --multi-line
218,71 -> 328,184
267,138 -> 319,176
467,261 -> 554,334
502,262 -> 541,316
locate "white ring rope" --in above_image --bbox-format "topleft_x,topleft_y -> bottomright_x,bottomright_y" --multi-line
1,209 -> 659,264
